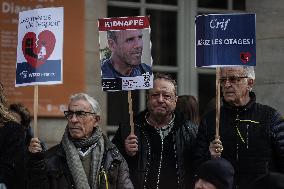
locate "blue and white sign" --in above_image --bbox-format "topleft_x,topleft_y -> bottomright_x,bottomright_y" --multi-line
195,13 -> 256,67
16,7 -> 64,86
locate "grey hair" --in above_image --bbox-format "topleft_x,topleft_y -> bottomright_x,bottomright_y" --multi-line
221,66 -> 255,80
146,73 -> 177,96
243,66 -> 255,80
154,73 -> 177,95
69,93 -> 101,116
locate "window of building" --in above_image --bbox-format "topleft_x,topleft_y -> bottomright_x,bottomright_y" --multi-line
233,0 -> 246,10
108,6 -> 139,16
146,0 -> 177,5
107,0 -> 179,134
198,0 -> 245,10
198,73 -> 216,116
196,0 -> 246,113
146,9 -> 177,66
106,0 -> 246,135
198,0 -> 227,9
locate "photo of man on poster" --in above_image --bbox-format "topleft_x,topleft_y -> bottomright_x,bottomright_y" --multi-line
101,29 -> 152,78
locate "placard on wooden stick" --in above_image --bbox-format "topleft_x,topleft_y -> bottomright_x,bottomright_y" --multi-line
16,7 -> 64,137
195,13 -> 256,138
98,16 -> 154,133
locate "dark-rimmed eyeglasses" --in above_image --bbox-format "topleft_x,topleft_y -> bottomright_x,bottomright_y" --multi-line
219,76 -> 248,85
64,110 -> 96,120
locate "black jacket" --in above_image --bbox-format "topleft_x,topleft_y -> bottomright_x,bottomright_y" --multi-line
194,92 -> 284,188
0,121 -> 25,189
112,111 -> 198,189
27,135 -> 133,189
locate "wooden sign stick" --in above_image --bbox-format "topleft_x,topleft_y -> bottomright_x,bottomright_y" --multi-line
33,85 -> 38,138
215,67 -> 221,139
128,91 -> 134,135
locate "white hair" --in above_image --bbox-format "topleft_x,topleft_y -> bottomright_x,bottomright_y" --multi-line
69,93 -> 101,116
243,66 -> 255,80
221,66 -> 255,80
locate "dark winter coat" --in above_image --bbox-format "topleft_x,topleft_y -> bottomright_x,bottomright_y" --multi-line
27,135 -> 133,189
0,121 -> 25,189
112,111 -> 198,189
194,92 -> 284,188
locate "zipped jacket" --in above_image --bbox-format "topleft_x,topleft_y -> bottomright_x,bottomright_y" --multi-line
27,135 -> 133,189
0,121 -> 25,189
112,111 -> 198,189
194,92 -> 284,188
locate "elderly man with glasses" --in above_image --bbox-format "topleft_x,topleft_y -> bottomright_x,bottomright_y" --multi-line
112,73 -> 198,189
194,66 -> 284,189
27,93 -> 133,189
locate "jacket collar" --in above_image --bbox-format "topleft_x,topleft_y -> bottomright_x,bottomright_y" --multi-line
222,92 -> 256,112
136,109 -> 186,129
56,134 -> 116,157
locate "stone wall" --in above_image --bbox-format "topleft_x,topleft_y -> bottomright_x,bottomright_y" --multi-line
247,0 -> 284,115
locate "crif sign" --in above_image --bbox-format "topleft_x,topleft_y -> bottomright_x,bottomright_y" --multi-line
195,13 -> 256,67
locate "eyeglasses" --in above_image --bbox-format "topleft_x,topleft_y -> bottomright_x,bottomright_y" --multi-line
149,93 -> 175,101
64,110 -> 96,120
219,76 -> 248,85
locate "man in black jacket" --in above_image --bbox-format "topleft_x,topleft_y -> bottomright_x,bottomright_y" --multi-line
112,73 -> 198,189
194,66 -> 284,189
27,93 -> 133,189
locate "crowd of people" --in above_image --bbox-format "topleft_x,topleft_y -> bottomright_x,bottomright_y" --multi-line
1,66 -> 284,189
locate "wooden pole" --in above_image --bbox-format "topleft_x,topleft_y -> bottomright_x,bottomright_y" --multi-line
215,67 -> 221,138
128,91 -> 134,135
33,85 -> 38,138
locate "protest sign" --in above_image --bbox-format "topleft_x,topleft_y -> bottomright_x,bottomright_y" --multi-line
15,7 -> 64,136
0,1 -> 84,117
196,13 -> 256,67
195,13 -> 256,138
16,7 -> 63,86
98,16 -> 153,91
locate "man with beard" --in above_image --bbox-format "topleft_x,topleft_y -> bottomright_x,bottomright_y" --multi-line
112,73 -> 198,189
27,93 -> 133,189
194,66 -> 284,189
101,29 -> 152,78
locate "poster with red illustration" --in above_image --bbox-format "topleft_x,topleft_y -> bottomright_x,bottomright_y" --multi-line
16,7 -> 63,87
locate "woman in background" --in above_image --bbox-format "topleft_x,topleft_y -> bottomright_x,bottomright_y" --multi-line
176,95 -> 200,125
10,103 -> 33,147
0,82 -> 25,189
